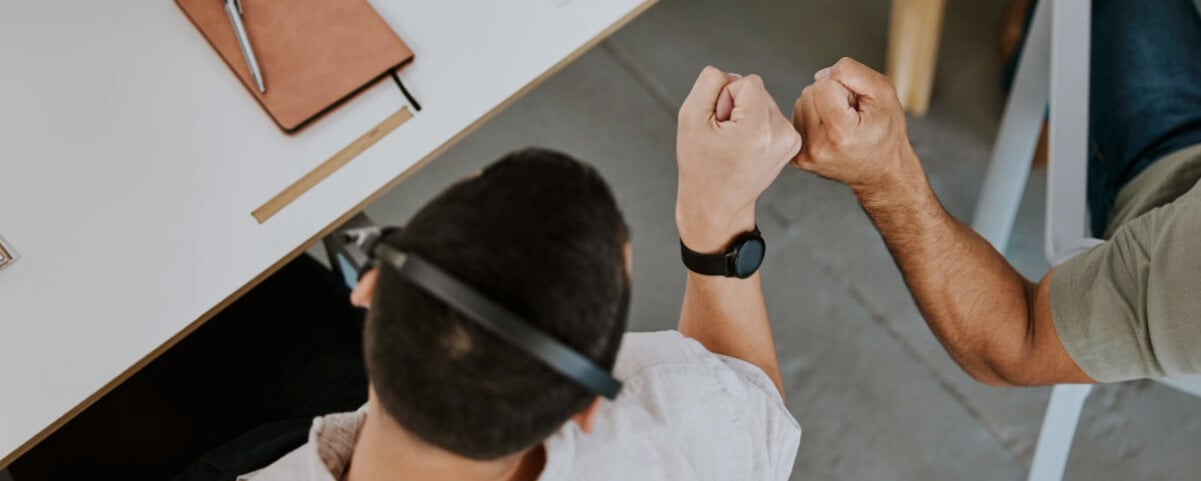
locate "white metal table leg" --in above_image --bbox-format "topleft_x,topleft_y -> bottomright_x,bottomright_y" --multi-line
1045,0 -> 1093,264
1028,384 -> 1093,481
1161,376 -> 1201,398
972,0 -> 1052,251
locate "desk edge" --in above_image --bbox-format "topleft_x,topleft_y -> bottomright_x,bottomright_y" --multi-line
0,0 -> 659,469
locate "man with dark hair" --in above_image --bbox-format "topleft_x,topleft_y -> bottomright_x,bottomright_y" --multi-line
358,150 -> 631,461
236,66 -> 803,481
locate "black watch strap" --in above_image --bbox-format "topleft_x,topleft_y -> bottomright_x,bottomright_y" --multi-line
680,227 -> 761,277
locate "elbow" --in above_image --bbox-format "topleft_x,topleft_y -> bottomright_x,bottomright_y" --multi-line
964,363 -> 1020,387
956,283 -> 1045,387
959,359 -> 1018,387
951,339 -> 1037,387
955,343 -> 1033,387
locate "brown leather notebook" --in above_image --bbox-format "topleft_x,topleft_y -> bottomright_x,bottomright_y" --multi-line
177,0 -> 414,132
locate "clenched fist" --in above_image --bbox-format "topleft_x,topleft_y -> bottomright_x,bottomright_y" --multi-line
677,66 -> 802,252
791,58 -> 921,196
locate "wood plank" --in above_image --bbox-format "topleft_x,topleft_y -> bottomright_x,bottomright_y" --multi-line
0,236 -> 14,270
252,107 -> 414,223
886,0 -> 947,116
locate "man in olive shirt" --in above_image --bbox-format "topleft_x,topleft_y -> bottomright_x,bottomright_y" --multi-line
788,0 -> 1201,385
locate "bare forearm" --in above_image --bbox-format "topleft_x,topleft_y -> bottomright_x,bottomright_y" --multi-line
672,67 -> 798,397
791,57 -> 1091,385
856,154 -> 1034,385
679,272 -> 784,394
676,203 -> 785,395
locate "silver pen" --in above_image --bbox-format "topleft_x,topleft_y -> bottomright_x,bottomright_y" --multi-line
224,0 -> 266,93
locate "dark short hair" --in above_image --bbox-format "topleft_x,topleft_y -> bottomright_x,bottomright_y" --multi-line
364,148 -> 631,460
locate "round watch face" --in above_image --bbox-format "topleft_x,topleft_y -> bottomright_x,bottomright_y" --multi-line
732,237 -> 766,278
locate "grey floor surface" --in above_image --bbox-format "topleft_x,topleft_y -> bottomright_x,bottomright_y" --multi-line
358,0 -> 1201,479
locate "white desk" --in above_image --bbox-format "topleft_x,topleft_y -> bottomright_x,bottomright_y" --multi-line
0,0 -> 654,467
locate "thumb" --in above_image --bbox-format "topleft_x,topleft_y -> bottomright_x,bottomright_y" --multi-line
789,108 -> 807,167
724,74 -> 775,124
816,57 -> 891,105
792,87 -> 821,168
680,66 -> 735,122
715,73 -> 743,122
810,78 -> 859,128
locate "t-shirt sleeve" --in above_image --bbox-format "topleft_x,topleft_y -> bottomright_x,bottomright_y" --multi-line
1050,183 -> 1201,382
714,353 -> 804,481
611,331 -> 801,481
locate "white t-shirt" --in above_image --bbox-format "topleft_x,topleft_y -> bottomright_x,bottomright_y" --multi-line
240,331 -> 801,481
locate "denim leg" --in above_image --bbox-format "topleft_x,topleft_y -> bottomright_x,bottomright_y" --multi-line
1089,0 -> 1201,235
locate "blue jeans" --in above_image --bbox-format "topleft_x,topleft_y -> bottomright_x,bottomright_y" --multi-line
1088,0 -> 1201,235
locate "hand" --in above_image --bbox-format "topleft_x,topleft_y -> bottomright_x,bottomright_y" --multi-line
791,58 -> 920,197
676,66 -> 802,252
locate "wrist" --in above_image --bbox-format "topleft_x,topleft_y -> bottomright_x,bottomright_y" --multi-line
676,200 -> 757,253
853,150 -> 944,230
852,148 -> 932,211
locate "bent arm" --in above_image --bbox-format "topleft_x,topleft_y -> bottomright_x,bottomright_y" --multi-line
859,153 -> 1094,386
677,207 -> 784,395
672,68 -> 798,397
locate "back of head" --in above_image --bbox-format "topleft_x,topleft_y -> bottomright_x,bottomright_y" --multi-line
365,148 -> 631,460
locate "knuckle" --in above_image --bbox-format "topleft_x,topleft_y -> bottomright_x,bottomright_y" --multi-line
785,131 -> 804,153
877,75 -> 897,92
879,71 -> 897,87
814,77 -> 837,92
743,74 -> 766,90
778,121 -> 801,139
693,66 -> 726,86
831,57 -> 852,73
791,110 -> 806,130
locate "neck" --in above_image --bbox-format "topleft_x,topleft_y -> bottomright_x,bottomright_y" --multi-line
346,401 -> 545,481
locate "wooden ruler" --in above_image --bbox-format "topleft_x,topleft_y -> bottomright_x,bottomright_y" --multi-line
0,235 -> 15,270
252,107 -> 414,223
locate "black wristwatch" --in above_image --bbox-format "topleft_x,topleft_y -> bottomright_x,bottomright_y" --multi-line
679,227 -> 766,279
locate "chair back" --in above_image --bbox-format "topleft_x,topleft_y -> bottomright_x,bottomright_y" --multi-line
1043,0 -> 1201,394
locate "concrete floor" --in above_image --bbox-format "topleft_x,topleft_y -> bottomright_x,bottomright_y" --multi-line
361,0 -> 1201,479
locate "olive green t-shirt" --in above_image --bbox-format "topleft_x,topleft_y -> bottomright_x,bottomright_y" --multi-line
1051,143 -> 1201,382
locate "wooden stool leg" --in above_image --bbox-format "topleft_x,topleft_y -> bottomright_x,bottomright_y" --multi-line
887,0 -> 948,116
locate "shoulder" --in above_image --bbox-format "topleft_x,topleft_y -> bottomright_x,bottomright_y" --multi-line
545,331 -> 800,481
614,331 -> 788,409
236,443 -> 320,481
612,330 -> 712,374
1051,177 -> 1201,381
237,408 -> 365,481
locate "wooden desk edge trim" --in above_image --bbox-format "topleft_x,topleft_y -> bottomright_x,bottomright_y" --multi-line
0,0 -> 659,469
253,107 -> 415,223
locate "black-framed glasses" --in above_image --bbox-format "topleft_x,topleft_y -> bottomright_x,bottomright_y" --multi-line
329,225 -> 623,400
